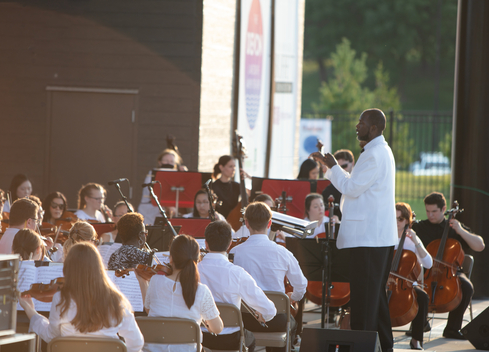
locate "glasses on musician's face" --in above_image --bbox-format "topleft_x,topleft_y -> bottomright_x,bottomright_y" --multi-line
29,217 -> 41,224
50,202 -> 65,210
397,217 -> 405,222
88,196 -> 105,202
140,230 -> 148,236
340,163 -> 349,169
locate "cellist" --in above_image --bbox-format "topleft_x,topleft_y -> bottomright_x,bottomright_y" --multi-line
412,192 -> 485,340
394,203 -> 432,350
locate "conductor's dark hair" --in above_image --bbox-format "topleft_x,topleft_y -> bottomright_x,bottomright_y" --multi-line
204,220 -> 232,252
297,159 -> 318,179
424,192 -> 446,210
361,108 -> 386,132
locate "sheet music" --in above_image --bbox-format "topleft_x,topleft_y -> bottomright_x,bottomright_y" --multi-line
153,251 -> 170,265
107,271 -> 144,312
97,243 -> 122,268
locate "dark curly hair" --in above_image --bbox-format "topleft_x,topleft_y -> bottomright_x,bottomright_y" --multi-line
117,213 -> 145,244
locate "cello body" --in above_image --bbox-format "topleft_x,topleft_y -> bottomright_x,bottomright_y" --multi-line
387,250 -> 420,327
424,238 -> 464,313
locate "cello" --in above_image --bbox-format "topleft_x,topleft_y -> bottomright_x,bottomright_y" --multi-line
226,131 -> 249,231
424,201 -> 465,313
387,217 -> 421,327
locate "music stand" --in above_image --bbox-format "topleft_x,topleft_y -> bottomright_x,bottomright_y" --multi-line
146,224 -> 183,252
314,179 -> 331,195
159,217 -> 211,238
286,237 -> 350,328
251,177 -> 312,218
152,171 -> 202,210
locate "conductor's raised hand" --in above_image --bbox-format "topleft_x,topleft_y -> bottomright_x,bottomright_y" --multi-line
310,152 -> 337,169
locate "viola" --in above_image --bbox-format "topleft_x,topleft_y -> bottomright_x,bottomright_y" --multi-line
134,263 -> 173,281
424,201 -> 465,313
226,131 -> 248,231
21,277 -> 65,303
387,222 -> 420,327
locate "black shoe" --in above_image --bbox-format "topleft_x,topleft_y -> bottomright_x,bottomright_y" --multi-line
443,329 -> 467,340
410,339 -> 423,350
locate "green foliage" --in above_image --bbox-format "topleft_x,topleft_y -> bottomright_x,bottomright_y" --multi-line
439,131 -> 452,161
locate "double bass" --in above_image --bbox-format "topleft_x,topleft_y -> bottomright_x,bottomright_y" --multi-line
424,201 -> 465,313
387,218 -> 421,327
226,131 -> 248,231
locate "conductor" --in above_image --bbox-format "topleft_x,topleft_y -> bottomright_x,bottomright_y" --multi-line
312,108 -> 397,352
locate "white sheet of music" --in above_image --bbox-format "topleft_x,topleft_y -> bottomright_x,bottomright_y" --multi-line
97,243 -> 122,269
107,271 -> 144,312
17,262 -> 64,311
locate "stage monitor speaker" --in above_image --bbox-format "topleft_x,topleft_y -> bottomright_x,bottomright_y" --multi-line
0,254 -> 20,337
462,307 -> 489,350
301,327 -> 381,352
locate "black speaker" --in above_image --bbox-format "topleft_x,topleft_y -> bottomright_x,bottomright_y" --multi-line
300,327 -> 381,352
462,307 -> 489,350
0,254 -> 19,337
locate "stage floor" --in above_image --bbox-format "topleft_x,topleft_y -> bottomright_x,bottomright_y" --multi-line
256,298 -> 489,351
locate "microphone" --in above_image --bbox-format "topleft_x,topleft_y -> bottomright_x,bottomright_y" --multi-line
108,178 -> 128,185
142,181 -> 157,187
205,179 -> 212,187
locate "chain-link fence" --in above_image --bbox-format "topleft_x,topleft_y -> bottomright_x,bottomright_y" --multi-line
302,110 -> 453,218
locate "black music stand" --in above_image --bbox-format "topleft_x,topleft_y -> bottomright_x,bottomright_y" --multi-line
286,237 -> 350,328
146,224 -> 183,252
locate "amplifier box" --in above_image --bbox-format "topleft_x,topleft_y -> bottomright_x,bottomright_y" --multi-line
0,255 -> 20,337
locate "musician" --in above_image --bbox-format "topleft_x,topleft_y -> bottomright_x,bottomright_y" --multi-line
19,242 -> 144,352
321,149 -> 355,222
3,173 -> 33,213
28,195 -> 60,261
211,155 -> 240,219
183,189 -> 226,221
75,183 -> 112,222
412,192 -> 485,339
297,158 -> 320,180
198,220 -> 276,352
107,212 -> 152,270
395,203 -> 432,350
42,192 -> 68,225
12,229 -> 45,261
63,221 -> 98,260
101,201 -> 133,243
232,202 -> 307,352
136,234 -> 223,351
138,149 -> 186,225
0,198 -> 39,254
312,108 -> 397,352
304,193 -> 329,238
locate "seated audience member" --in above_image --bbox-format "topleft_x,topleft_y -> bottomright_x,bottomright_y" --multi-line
63,221 -> 97,260
19,242 -> 144,352
412,192 -> 485,340
232,202 -> 307,352
42,192 -> 68,225
101,201 -> 133,243
137,234 -> 223,352
12,229 -> 45,261
108,212 -> 151,270
75,183 -> 112,222
4,173 -> 33,213
183,189 -> 226,221
0,198 -> 39,254
297,159 -> 320,180
199,220 -> 276,352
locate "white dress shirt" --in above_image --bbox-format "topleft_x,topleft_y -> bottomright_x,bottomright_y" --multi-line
198,253 -> 276,334
74,209 -> 105,222
29,292 -> 144,352
0,228 -> 19,254
325,135 -> 397,249
231,234 -> 307,302
395,236 -> 433,270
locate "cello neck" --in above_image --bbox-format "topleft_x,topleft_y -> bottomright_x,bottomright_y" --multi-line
391,224 -> 409,272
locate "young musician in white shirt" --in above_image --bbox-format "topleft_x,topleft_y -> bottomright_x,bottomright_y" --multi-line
199,220 -> 276,352
232,202 -> 307,352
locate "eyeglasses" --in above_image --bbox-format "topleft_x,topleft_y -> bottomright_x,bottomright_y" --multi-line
29,217 -> 41,223
88,196 -> 105,201
397,217 -> 405,222
340,163 -> 349,169
139,230 -> 148,236
50,203 -> 65,210
91,238 -> 100,246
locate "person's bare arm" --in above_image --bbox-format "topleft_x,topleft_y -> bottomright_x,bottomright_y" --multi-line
450,219 -> 485,252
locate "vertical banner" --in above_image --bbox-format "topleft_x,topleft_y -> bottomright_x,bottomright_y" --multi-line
268,0 -> 300,179
299,118 -> 332,163
237,0 -> 272,178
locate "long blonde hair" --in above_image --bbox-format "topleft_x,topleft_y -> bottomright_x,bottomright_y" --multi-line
63,221 -> 97,259
58,242 -> 130,332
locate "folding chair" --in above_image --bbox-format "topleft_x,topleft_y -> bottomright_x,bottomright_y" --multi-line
47,336 -> 127,352
136,316 -> 201,349
253,291 -> 291,352
462,254 -> 474,321
210,302 -> 247,352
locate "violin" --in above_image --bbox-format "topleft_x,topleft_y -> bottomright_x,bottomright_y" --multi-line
424,201 -> 465,313
21,277 -> 64,303
387,217 -> 420,327
226,131 -> 248,231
